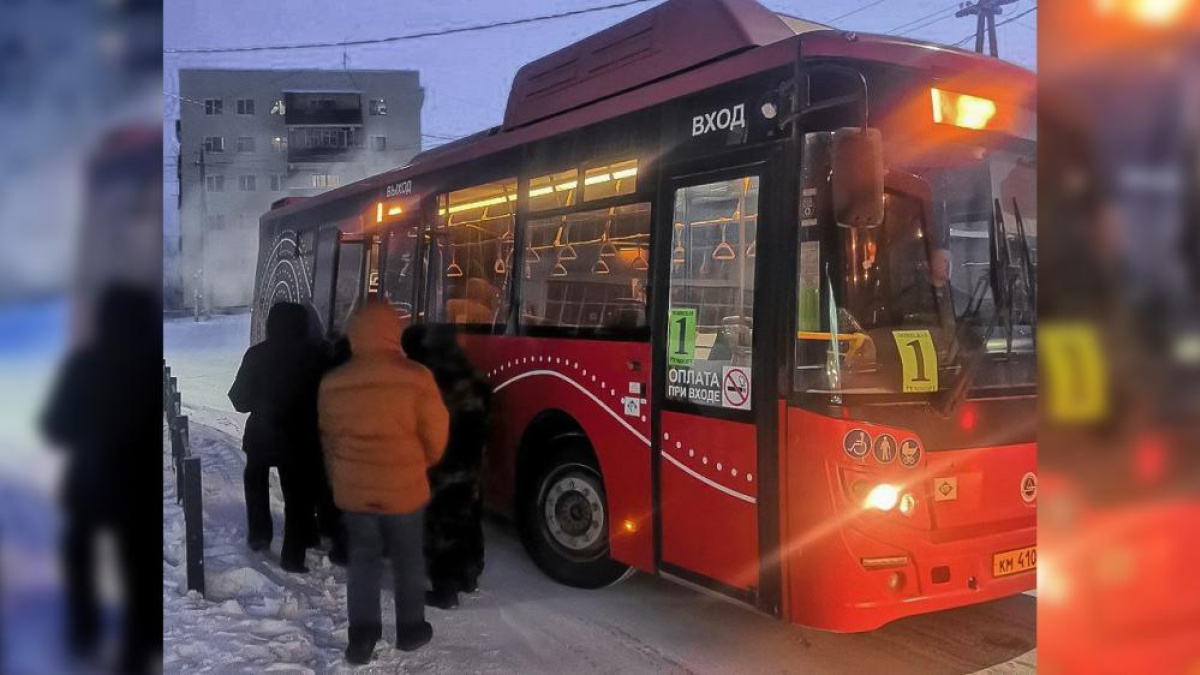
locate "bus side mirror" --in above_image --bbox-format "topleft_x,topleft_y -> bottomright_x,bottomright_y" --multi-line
831,127 -> 885,228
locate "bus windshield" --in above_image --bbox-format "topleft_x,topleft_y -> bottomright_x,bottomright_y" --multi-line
795,140 -> 1037,400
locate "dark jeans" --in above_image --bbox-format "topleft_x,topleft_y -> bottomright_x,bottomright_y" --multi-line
426,480 -> 484,593
244,455 -> 313,566
344,509 -> 426,630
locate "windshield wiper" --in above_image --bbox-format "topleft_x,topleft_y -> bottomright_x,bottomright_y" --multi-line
936,198 -> 1015,414
1011,196 -> 1037,326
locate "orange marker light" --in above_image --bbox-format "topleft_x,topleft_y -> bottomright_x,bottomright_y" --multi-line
622,519 -> 638,533
376,202 -> 384,223
931,88 -> 997,130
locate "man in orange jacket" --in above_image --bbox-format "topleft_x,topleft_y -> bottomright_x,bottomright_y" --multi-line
318,302 -> 449,664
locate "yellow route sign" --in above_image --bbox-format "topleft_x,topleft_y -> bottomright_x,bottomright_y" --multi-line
892,330 -> 938,393
1041,321 -> 1108,424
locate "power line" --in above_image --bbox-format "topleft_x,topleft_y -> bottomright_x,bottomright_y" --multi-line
899,11 -> 958,36
887,1 -> 962,33
826,0 -> 889,24
164,0 -> 657,54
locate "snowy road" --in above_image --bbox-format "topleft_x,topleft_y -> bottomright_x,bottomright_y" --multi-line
164,314 -> 1036,674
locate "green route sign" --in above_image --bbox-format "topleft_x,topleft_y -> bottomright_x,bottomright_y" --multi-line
667,307 -> 697,366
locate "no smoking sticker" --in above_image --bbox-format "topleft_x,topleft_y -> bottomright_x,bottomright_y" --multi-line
721,366 -> 751,410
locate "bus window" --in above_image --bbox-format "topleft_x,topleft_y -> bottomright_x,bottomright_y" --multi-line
583,158 -> 638,202
665,176 -> 759,407
529,169 -> 579,212
382,226 -> 418,318
428,179 -> 517,327
310,227 -> 340,333
520,202 -> 651,334
331,240 -> 365,334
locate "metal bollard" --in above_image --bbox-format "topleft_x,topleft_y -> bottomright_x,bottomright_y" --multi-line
173,416 -> 190,504
182,456 -> 205,596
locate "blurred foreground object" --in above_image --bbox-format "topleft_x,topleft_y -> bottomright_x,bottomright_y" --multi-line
1039,1 -> 1200,673
41,285 -> 162,674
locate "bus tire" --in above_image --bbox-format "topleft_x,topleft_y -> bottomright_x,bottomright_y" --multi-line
521,436 -> 629,589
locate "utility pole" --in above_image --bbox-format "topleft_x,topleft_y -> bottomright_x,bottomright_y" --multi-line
195,147 -> 209,322
956,0 -> 1018,57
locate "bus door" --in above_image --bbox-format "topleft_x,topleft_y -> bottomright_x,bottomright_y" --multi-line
378,215 -> 422,319
653,161 -> 773,601
310,226 -> 342,334
327,232 -> 367,335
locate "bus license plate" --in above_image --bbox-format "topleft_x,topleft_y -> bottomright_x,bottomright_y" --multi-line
993,546 -> 1037,577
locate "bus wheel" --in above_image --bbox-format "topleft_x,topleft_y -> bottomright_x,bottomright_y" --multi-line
522,437 -> 629,589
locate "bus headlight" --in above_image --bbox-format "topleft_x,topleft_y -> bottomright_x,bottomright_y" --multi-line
864,484 -> 900,511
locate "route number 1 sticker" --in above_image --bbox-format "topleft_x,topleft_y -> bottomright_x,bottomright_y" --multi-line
892,330 -> 938,393
667,308 -> 697,366
1040,321 -> 1108,424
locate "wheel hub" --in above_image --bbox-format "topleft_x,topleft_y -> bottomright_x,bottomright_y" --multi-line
543,472 -> 605,554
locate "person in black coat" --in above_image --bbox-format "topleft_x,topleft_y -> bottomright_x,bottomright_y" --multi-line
42,284 -> 161,675
301,304 -> 348,566
228,301 -> 324,572
401,324 -> 492,609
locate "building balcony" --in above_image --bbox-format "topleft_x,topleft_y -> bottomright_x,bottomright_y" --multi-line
283,92 -> 363,126
286,146 -> 363,163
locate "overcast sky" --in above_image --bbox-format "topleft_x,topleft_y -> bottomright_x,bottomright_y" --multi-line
164,0 -> 1036,148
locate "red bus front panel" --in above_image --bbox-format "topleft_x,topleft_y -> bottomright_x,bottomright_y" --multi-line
781,407 -> 1036,632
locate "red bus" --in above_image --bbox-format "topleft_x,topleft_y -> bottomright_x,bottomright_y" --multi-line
253,0 -> 1037,632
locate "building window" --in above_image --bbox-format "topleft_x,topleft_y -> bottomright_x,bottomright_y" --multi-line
236,98 -> 255,115
289,127 -> 356,151
204,98 -> 222,115
368,98 -> 387,115
311,174 -> 340,188
238,175 -> 256,192
270,136 -> 286,152
427,178 -> 517,327
203,136 -> 224,153
205,214 -> 226,229
205,175 -> 225,192
371,136 -> 386,151
270,99 -> 286,115
521,202 -> 651,333
236,136 -> 255,153
270,174 -> 286,191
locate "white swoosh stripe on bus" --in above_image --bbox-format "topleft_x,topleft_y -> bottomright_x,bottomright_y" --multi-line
493,368 -> 757,505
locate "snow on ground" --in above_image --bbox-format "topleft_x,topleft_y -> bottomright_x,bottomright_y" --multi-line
164,312 -> 1036,674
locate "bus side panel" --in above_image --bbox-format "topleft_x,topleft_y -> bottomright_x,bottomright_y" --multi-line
460,334 -> 655,573
782,407 -> 1036,632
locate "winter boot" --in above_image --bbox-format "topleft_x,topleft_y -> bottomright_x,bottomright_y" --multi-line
345,623 -> 382,665
395,621 -> 433,652
247,537 -> 270,552
425,587 -> 459,610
